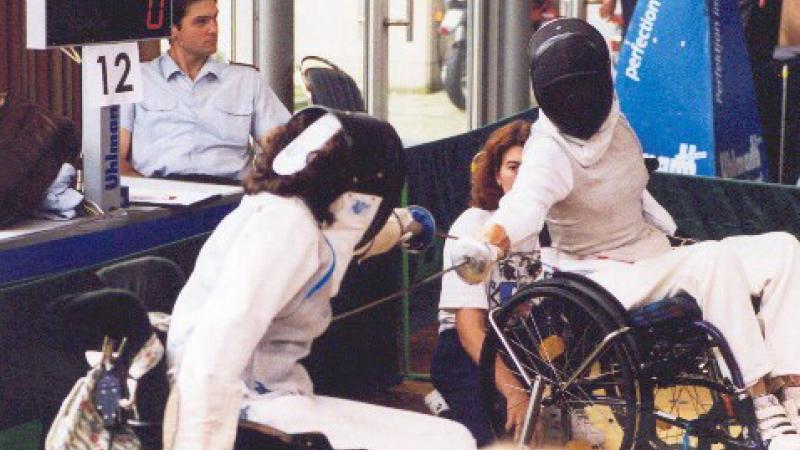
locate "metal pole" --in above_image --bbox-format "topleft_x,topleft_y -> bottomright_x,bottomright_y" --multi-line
365,0 -> 389,119
257,0 -> 295,112
501,0 -> 535,118
469,0 -> 493,128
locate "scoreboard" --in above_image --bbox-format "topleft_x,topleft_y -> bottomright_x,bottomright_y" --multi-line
27,0 -> 172,49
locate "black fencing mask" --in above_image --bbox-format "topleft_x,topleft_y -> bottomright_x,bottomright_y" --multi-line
529,18 -> 613,140
271,106 -> 405,250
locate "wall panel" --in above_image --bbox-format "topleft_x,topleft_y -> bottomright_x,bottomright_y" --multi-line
1,0 -> 82,126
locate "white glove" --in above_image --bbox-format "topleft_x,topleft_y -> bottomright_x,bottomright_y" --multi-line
450,236 -> 501,284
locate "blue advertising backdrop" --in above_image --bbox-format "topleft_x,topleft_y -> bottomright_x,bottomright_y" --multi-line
616,0 -> 768,180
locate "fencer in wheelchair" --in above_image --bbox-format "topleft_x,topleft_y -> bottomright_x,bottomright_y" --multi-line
451,18 -> 800,450
162,107 -> 476,450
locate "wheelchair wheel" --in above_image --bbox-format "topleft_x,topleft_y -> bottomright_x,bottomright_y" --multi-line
479,275 -> 646,450
640,331 -> 755,450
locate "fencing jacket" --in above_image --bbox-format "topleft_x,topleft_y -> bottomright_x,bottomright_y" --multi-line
489,100 -> 674,262
166,192 -> 374,450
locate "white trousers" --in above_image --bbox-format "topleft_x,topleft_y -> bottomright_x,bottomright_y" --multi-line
549,232 -> 800,387
244,394 -> 477,450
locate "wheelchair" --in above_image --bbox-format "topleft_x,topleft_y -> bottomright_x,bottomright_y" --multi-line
478,271 -> 765,450
37,257 -> 350,450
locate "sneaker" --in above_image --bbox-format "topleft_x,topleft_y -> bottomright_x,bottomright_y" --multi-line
784,387 -> 800,432
754,394 -> 800,450
424,389 -> 450,416
569,409 -> 605,450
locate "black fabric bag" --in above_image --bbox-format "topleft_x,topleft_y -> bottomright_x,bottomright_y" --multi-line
0,94 -> 80,228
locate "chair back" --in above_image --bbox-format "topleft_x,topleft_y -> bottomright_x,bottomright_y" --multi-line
300,56 -> 366,112
96,256 -> 186,314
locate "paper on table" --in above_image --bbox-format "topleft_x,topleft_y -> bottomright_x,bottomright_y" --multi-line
0,218 -> 81,241
122,176 -> 243,206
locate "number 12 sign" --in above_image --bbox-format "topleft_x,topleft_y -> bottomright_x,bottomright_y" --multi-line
82,43 -> 144,108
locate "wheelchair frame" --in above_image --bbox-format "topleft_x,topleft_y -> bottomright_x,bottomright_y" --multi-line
479,271 -> 765,450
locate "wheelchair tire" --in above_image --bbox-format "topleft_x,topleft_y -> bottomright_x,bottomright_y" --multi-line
478,275 -> 647,450
638,326 -> 758,450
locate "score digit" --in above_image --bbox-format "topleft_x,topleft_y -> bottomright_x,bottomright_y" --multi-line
147,0 -> 167,31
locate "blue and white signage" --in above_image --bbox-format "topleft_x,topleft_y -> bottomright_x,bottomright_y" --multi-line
616,0 -> 768,180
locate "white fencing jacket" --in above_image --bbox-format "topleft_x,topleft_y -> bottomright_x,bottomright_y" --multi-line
166,192 -> 377,450
489,100 -> 676,261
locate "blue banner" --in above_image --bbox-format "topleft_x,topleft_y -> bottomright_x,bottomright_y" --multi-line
615,0 -> 767,180
708,0 -> 768,180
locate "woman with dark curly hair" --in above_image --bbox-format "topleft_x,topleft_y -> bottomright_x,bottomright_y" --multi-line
164,107 -> 476,450
430,119 -> 541,447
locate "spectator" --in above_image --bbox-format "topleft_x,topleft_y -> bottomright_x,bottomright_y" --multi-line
120,0 -> 290,182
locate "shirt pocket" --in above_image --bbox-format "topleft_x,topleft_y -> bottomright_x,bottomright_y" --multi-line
213,97 -> 253,145
138,96 -> 179,139
140,96 -> 178,113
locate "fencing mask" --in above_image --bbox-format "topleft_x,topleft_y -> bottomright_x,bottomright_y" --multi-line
269,106 -> 405,250
529,18 -> 613,140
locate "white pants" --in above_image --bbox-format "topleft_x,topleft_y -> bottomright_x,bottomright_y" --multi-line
244,393 -> 477,450
549,232 -> 800,387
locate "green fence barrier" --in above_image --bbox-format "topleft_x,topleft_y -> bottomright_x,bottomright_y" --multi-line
0,420 -> 41,450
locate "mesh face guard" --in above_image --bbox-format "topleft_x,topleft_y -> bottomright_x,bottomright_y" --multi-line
528,18 -> 613,140
272,106 -> 406,249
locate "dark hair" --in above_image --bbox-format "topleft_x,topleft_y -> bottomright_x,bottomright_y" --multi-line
470,120 -> 531,210
172,0 -> 215,28
243,115 -> 352,225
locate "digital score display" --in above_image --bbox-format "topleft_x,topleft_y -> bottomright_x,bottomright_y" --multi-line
27,0 -> 172,49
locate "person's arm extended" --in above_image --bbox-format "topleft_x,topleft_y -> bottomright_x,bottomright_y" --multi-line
487,140 -> 573,248
171,209 -> 319,450
119,128 -> 143,177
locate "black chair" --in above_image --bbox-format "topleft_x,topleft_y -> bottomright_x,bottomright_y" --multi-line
42,288 -> 166,448
34,287 -> 346,450
91,259 -> 353,449
300,56 -> 366,113
96,256 -> 187,314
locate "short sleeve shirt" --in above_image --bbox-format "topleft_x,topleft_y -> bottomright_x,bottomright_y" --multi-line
120,54 -> 291,179
437,208 -> 541,332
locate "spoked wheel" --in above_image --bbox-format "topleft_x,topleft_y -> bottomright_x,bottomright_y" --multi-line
479,278 -> 646,450
640,336 -> 756,450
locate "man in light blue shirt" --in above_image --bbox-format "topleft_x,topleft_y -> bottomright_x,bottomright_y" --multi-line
120,0 -> 290,180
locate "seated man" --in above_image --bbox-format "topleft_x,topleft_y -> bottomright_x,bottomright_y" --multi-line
120,0 -> 290,181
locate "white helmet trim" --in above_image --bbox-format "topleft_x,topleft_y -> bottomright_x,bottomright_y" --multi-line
272,113 -> 343,176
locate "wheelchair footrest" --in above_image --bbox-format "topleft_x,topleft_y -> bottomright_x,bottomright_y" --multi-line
629,292 -> 701,327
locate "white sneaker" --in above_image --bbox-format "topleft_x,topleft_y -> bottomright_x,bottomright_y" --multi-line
424,389 -> 450,416
569,409 -> 605,449
784,388 -> 800,432
755,394 -> 800,450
